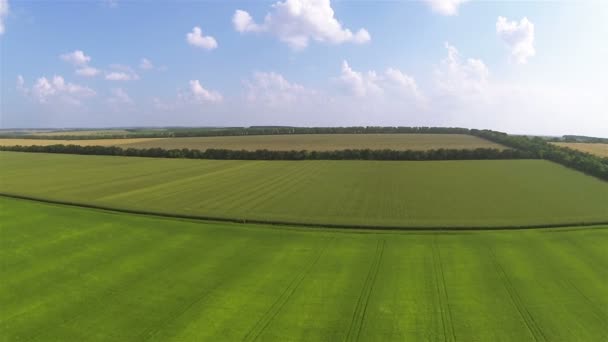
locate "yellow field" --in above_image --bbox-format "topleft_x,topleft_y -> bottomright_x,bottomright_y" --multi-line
552,142 -> 608,157
31,129 -> 133,136
0,138 -> 163,147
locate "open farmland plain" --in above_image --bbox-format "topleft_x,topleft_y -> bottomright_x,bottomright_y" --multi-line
1,151 -> 607,228
0,133 -> 504,151
0,137 -> 164,147
552,142 -> 608,158
1,197 -> 606,341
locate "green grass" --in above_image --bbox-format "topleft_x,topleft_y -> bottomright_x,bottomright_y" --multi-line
1,151 -> 607,228
1,197 -> 606,341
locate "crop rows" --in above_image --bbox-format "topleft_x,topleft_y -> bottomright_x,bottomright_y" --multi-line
1,197 -> 606,341
1,152 -> 607,228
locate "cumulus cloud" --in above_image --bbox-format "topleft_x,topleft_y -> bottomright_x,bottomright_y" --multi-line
107,88 -> 133,105
336,61 -> 423,101
186,26 -> 218,50
424,0 -> 469,16
186,80 -> 223,103
16,75 -> 26,93
244,71 -> 315,106
105,65 -> 139,81
17,75 -> 95,105
496,16 -> 535,64
233,0 -> 371,50
139,58 -> 154,70
0,0 -> 8,35
60,50 -> 92,66
76,66 -> 101,77
434,42 -> 489,96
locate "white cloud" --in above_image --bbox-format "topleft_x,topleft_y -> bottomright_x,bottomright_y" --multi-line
76,66 -> 101,77
186,26 -> 218,50
18,75 -> 95,105
337,61 -> 382,97
233,10 -> 262,33
139,58 -> 154,70
233,0 -> 371,50
244,71 -> 314,106
107,88 -> 133,105
0,0 -> 8,35
60,50 -> 92,66
424,0 -> 469,16
434,42 -> 489,96
105,65 -> 139,81
336,61 -> 423,101
187,80 -> 223,103
496,16 -> 535,64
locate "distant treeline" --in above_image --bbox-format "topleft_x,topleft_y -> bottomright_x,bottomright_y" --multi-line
0,144 -> 530,161
0,126 -> 471,140
471,130 -> 608,181
549,135 -> 608,144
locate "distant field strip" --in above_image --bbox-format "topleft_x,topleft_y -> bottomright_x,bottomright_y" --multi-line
552,142 -> 608,158
1,152 -> 607,228
1,197 -> 606,341
0,137 -> 163,146
0,133 -> 504,151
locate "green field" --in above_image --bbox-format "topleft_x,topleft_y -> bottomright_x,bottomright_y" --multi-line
1,197 -> 606,341
117,134 -> 505,151
0,133 -> 504,151
1,152 -> 607,228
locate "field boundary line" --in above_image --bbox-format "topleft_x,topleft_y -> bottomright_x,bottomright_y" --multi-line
345,239 -> 385,342
2,193 -> 608,232
489,249 -> 547,342
243,237 -> 334,342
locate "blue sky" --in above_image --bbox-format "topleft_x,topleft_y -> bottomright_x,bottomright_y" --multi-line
1,0 -> 606,136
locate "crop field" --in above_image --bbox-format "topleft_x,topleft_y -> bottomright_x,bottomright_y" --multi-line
1,152 -> 607,228
552,142 -> 608,158
116,133 -> 505,151
0,137 -> 163,147
0,133 -> 504,151
1,197 -> 606,341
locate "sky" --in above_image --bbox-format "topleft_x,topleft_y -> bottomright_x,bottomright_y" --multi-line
1,0 -> 607,137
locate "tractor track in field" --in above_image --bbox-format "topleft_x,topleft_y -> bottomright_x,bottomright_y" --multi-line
432,238 -> 456,342
565,279 -> 605,322
243,237 -> 335,342
2,193 -> 608,232
489,249 -> 547,342
344,239 -> 385,342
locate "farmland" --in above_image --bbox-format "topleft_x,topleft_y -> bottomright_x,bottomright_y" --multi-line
1,197 -> 606,341
0,133 -> 504,151
0,137 -> 163,147
552,142 -> 608,158
1,151 -> 607,228
116,133 -> 505,151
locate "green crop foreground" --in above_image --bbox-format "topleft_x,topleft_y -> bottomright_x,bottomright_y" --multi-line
1,151 -> 607,228
0,197 -> 606,341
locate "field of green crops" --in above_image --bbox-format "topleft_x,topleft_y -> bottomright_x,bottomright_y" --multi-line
0,133 -> 504,151
1,197 -> 606,341
1,152 -> 607,228
117,133 -> 505,151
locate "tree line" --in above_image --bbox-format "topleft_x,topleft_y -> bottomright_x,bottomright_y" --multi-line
0,126 -> 471,140
0,144 -> 531,161
470,129 -> 608,181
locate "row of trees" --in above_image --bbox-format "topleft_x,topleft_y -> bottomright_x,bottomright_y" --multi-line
471,130 -> 608,180
0,144 -> 531,161
0,126 -> 472,140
